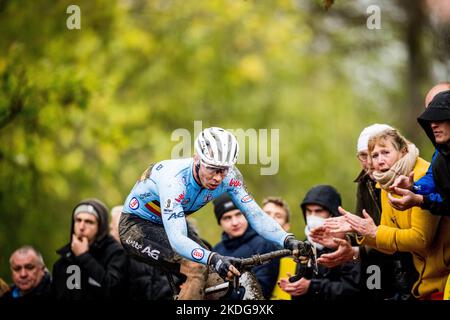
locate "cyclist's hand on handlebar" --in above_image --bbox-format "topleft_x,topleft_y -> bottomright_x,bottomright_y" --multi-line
208,253 -> 242,281
284,235 -> 312,259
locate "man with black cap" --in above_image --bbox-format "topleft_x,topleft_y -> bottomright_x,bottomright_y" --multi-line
212,194 -> 280,299
376,90 -> 450,299
390,90 -> 450,217
388,84 -> 450,211
52,198 -> 128,299
417,90 -> 450,216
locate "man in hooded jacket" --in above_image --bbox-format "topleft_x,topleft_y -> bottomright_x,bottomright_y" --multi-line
280,185 -> 361,301
416,90 -> 450,217
391,90 -> 450,217
52,198 -> 128,300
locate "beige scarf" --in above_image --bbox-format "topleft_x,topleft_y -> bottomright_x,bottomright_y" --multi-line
372,143 -> 419,191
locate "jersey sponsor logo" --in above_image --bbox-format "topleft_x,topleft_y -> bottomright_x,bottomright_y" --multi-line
163,199 -> 174,214
125,236 -> 143,250
129,197 -> 139,210
126,236 -> 160,260
175,192 -> 185,203
149,214 -> 162,223
203,193 -> 213,203
138,192 -> 153,200
241,194 -> 253,203
181,198 -> 190,205
165,198 -> 173,210
168,212 -> 185,220
228,188 -> 239,195
156,164 -> 163,171
191,248 -> 205,260
229,179 -> 242,187
141,246 -> 160,260
163,199 -> 173,214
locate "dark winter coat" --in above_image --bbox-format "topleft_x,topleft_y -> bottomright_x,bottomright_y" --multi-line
51,198 -> 128,300
418,90 -> 450,217
213,226 -> 280,299
355,172 -> 417,300
1,272 -> 52,301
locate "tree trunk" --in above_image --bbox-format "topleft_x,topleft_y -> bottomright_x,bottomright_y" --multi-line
399,0 -> 430,142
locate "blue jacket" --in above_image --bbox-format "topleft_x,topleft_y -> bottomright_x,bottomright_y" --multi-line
413,150 -> 443,203
213,226 -> 280,299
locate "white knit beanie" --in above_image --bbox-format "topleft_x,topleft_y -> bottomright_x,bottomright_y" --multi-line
357,124 -> 394,153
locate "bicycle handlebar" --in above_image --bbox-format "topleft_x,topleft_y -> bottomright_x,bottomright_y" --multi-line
240,249 -> 293,267
238,246 -> 318,282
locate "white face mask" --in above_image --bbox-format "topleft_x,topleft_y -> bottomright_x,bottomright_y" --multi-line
304,215 -> 326,250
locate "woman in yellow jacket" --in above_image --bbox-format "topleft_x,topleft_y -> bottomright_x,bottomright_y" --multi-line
338,128 -> 450,299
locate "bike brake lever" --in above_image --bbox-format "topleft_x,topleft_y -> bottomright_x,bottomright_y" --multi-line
233,276 -> 240,294
311,245 -> 319,275
232,259 -> 244,294
289,256 -> 308,282
289,244 -> 318,282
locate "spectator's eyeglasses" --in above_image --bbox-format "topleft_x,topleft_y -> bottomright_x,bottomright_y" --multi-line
356,152 -> 369,161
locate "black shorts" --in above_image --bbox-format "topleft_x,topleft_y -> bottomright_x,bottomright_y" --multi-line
119,213 -> 207,275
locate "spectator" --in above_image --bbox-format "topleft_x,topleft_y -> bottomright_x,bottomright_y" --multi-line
415,89 -> 450,217
213,193 -> 280,300
52,198 -> 128,300
337,128 -> 450,299
262,196 -> 296,300
315,124 -> 416,300
279,185 -> 360,301
388,83 -> 450,211
1,246 -> 51,300
354,124 -> 393,224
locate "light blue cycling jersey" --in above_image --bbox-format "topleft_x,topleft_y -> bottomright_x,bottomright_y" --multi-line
123,158 -> 290,265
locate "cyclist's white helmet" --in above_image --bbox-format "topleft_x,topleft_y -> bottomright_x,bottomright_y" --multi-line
195,127 -> 239,167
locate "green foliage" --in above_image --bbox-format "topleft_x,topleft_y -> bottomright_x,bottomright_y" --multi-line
0,0 -> 440,281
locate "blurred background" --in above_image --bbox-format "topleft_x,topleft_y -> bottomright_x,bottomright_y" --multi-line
0,0 -> 449,281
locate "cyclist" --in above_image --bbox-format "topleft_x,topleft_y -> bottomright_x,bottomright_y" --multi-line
119,127 -> 308,299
